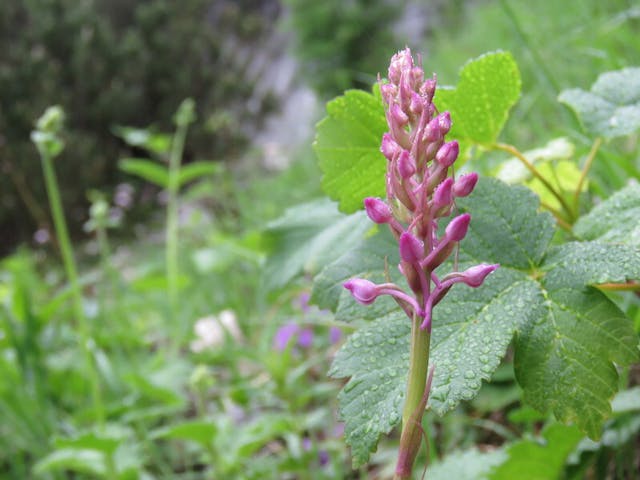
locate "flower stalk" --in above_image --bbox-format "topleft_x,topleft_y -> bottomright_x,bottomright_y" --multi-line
342,49 -> 498,478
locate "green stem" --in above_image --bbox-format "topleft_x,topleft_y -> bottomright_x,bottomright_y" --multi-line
573,137 -> 602,212
166,122 -> 189,317
492,142 -> 575,222
394,315 -> 431,479
41,152 -> 104,426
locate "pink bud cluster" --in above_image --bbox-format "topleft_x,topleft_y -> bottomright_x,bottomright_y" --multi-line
344,48 -> 498,332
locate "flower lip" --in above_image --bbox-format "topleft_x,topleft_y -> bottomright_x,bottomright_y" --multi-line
343,278 -> 379,305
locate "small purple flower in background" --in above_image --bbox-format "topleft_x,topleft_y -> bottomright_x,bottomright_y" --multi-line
273,323 -> 301,351
273,291 -> 343,352
297,328 -> 314,348
343,48 -> 498,332
329,326 -> 342,344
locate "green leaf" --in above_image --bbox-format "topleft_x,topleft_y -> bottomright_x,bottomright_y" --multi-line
314,89 -> 388,213
178,161 -> 221,186
328,312 -> 409,467
34,448 -> 107,477
119,158 -> 169,188
515,242 -> 640,438
113,126 -> 172,155
263,198 -> 370,292
428,448 -> 508,480
489,424 -> 583,480
574,182 -> 640,248
316,177 -> 640,466
151,420 -> 216,448
558,67 -> 640,138
435,51 -> 521,156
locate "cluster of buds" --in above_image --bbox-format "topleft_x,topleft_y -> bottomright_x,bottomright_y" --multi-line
344,48 -> 498,332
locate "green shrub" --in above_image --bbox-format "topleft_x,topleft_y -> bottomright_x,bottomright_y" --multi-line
282,0 -> 402,98
0,0 -> 278,253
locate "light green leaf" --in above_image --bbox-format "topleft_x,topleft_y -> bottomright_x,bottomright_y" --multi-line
558,67 -> 640,138
151,420 -> 216,448
489,424 -> 583,480
113,126 -> 172,155
574,182 -> 640,247
428,448 -> 508,480
178,161 -> 221,186
435,51 -> 521,156
263,198 -> 370,292
34,448 -> 107,476
119,158 -> 169,188
314,89 -> 388,213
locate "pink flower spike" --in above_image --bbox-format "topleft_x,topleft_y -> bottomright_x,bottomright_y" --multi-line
445,213 -> 471,242
343,278 -> 380,305
453,172 -> 479,197
364,197 -> 393,224
459,263 -> 499,287
435,141 -> 459,168
399,231 -> 424,263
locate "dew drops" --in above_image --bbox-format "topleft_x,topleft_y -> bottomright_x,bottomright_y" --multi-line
464,370 -> 476,379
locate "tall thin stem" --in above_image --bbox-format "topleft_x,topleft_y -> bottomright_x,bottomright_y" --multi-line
40,151 -> 104,426
492,142 -> 575,222
394,314 -> 431,479
573,137 -> 602,211
166,122 -> 188,317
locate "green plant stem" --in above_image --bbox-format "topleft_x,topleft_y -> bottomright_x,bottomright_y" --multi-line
41,153 -> 104,426
573,137 -> 602,211
492,142 -> 575,222
166,122 -> 188,317
394,315 -> 431,480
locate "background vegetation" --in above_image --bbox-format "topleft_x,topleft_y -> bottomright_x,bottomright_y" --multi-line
0,0 -> 638,478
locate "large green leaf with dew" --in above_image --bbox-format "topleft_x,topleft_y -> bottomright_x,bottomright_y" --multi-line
315,177 -> 640,466
435,51 -> 521,157
559,67 -> 640,139
573,182 -> 640,248
314,89 -> 388,213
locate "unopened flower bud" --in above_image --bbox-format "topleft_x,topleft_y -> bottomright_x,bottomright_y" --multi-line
435,141 -> 459,168
432,177 -> 454,213
390,103 -> 409,127
343,278 -> 380,305
399,231 -> 424,263
364,197 -> 393,224
397,150 -> 416,178
445,213 -> 471,242
381,133 -> 400,161
453,173 -> 478,197
437,111 -> 452,135
459,263 -> 499,287
380,83 -> 397,106
423,116 -> 443,143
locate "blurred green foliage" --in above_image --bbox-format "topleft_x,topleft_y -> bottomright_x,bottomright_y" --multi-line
283,0 -> 401,98
0,0 -> 278,253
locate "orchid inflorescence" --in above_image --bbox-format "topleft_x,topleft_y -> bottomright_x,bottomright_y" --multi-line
343,48 -> 498,332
